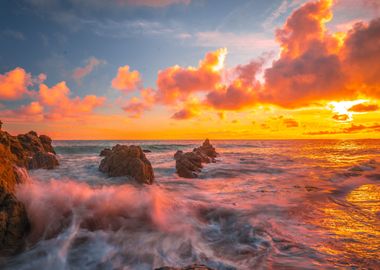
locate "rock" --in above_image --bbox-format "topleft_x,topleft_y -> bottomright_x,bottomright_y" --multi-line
174,139 -> 218,178
0,120 -> 2,130
0,145 -> 30,255
99,144 -> 154,184
175,151 -> 203,178
39,135 -> 56,154
0,128 -> 59,170
143,149 -> 152,153
28,152 -> 59,170
155,265 -> 214,270
0,188 -> 30,256
99,148 -> 112,157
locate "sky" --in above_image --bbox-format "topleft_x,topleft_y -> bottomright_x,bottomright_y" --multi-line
0,0 -> 379,139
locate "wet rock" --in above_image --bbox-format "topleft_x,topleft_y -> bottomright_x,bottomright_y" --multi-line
175,151 -> 203,178
0,145 -> 30,255
99,144 -> 154,184
155,265 -> 214,270
28,152 -> 59,170
0,128 -> 59,170
0,188 -> 30,256
143,149 -> 152,153
99,148 -> 112,157
174,139 -> 218,178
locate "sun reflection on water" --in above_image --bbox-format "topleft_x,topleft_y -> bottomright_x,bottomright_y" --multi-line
315,184 -> 380,266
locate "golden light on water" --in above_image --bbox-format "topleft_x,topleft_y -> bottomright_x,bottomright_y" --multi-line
316,184 -> 380,264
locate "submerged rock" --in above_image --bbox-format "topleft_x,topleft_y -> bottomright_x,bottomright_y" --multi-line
175,139 -> 218,178
155,265 -> 214,270
99,144 -> 154,184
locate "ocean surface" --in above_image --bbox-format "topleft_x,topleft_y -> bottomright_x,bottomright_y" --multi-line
2,140 -> 380,270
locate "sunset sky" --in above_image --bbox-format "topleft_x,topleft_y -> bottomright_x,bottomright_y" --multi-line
1,0 -> 379,139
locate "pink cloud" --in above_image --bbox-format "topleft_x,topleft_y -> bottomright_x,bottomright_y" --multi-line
112,65 -> 141,92
0,67 -> 32,100
72,57 -> 105,84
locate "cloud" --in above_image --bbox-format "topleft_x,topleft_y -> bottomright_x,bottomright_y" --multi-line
1,29 -> 26,40
0,67 -> 32,100
122,88 -> 155,118
348,103 -> 379,112
283,118 -> 299,127
305,123 -> 380,135
156,48 -> 227,104
193,31 -> 277,53
112,65 -> 141,92
342,18 -> 380,98
332,114 -> 349,121
171,108 -> 197,120
72,57 -> 105,84
38,81 -> 105,120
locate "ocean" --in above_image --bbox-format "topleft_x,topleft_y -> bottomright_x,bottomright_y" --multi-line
3,140 -> 380,269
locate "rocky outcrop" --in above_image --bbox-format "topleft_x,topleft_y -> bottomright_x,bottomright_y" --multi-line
99,144 -> 154,184
174,139 -> 218,178
0,129 -> 59,170
155,265 -> 214,270
0,145 -> 30,255
0,122 -> 59,255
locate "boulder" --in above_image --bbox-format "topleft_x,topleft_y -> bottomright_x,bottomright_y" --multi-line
28,152 -> 59,170
99,148 -> 112,157
175,151 -> 203,178
155,265 -> 214,270
99,144 -> 154,184
174,139 -> 218,178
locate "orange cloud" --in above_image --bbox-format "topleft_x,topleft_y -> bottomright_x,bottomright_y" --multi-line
156,48 -> 226,104
39,81 -> 105,120
283,118 -> 299,128
305,123 -> 380,135
348,103 -> 379,112
0,67 -> 32,100
112,65 -> 141,92
332,114 -> 350,121
122,88 -> 155,118
72,57 -> 105,84
171,108 -> 197,120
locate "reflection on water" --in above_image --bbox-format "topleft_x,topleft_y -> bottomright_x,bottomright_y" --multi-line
2,139 -> 380,269
314,184 -> 380,268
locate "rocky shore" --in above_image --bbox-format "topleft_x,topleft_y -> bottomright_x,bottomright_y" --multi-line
0,121 -> 59,255
174,139 -> 218,178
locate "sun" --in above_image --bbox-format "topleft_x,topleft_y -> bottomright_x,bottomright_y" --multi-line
328,100 -> 368,121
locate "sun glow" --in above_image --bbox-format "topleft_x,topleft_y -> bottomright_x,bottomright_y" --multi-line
328,100 -> 368,121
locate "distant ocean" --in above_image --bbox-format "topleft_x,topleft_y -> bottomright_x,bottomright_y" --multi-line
3,140 -> 380,269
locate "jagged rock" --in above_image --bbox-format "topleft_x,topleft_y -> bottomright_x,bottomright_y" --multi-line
28,152 -> 59,170
39,135 -> 56,154
99,144 -> 154,184
99,148 -> 112,157
0,188 -> 30,256
0,145 -> 30,255
155,265 -> 214,270
175,151 -> 203,178
0,129 -> 59,170
175,139 -> 218,178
